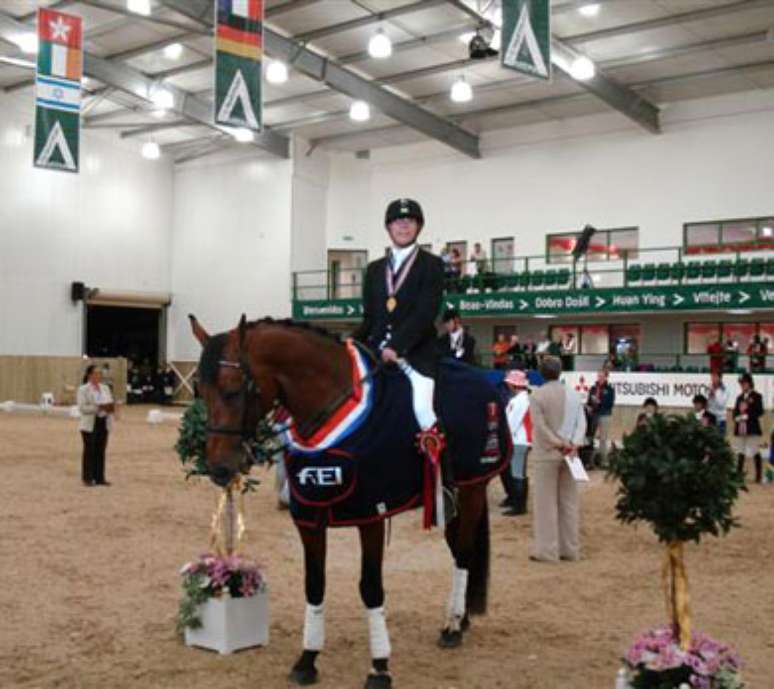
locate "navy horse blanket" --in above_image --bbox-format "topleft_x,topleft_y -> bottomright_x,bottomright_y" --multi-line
284,342 -> 510,528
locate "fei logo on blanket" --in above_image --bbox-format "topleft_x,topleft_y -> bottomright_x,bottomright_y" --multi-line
297,466 -> 344,486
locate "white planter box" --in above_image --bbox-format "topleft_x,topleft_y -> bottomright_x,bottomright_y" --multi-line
184,590 -> 269,654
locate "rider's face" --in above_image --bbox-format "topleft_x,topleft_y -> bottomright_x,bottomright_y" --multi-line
388,218 -> 419,247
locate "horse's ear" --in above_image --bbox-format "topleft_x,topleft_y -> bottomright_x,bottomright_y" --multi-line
189,314 -> 210,346
238,314 -> 247,344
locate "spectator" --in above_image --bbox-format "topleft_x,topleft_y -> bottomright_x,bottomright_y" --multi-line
77,364 -> 115,487
548,333 -> 562,358
707,335 -> 724,376
586,369 -> 615,467
636,397 -> 659,428
579,268 -> 594,289
733,373 -> 765,483
503,369 -> 531,516
747,334 -> 767,373
603,347 -> 620,372
160,363 -> 176,405
508,334 -> 524,369
470,242 -> 488,275
528,356 -> 587,563
438,309 -> 476,364
127,362 -> 143,405
492,333 -> 510,370
692,394 -> 717,427
723,338 -> 739,373
522,337 -> 538,370
536,333 -> 551,365
707,371 -> 729,434
560,333 -> 576,372
449,248 -> 464,278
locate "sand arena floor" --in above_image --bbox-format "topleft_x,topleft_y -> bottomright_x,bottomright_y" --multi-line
1,405 -> 772,689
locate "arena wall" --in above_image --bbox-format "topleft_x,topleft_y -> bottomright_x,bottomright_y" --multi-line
0,97 -> 175,356
324,90 -> 774,262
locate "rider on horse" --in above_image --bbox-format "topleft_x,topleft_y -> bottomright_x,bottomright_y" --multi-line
353,198 -> 455,522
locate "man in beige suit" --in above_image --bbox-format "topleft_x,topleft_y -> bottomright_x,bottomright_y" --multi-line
529,356 -> 587,562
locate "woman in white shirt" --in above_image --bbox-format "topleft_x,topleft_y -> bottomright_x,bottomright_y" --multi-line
503,369 -> 532,516
77,364 -> 115,486
707,371 -> 729,434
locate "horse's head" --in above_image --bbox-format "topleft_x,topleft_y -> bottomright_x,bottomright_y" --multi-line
189,314 -> 274,487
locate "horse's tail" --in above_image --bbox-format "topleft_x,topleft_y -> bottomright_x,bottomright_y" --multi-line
465,498 -> 490,616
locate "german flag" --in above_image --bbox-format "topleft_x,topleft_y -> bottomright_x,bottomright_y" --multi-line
217,0 -> 263,60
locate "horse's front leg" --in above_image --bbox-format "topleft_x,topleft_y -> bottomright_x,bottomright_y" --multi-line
359,521 -> 392,689
289,524 -> 327,686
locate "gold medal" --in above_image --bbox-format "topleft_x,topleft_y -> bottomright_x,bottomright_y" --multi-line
386,296 -> 397,312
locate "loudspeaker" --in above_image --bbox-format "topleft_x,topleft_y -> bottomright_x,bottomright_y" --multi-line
572,225 -> 597,260
71,281 -> 85,302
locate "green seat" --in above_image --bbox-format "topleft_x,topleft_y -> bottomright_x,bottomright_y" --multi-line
530,270 -> 545,287
656,263 -> 671,280
627,265 -> 642,283
557,268 -> 571,285
734,259 -> 749,278
701,260 -> 717,279
766,258 -> 774,276
717,260 -> 733,278
641,263 -> 656,281
750,258 -> 765,277
671,262 -> 685,281
686,263 -> 701,280
519,272 -> 530,288
460,275 -> 472,291
544,270 -> 557,287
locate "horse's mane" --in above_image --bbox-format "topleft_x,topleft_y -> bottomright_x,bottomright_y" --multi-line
247,317 -> 344,346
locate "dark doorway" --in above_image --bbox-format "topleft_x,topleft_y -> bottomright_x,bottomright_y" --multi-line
86,305 -> 161,367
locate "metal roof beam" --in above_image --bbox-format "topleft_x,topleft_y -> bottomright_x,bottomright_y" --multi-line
0,11 -> 289,159
75,0 -> 211,35
16,0 -> 78,23
156,0 -> 481,158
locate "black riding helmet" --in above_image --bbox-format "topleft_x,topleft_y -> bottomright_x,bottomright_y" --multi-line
385,198 -> 424,229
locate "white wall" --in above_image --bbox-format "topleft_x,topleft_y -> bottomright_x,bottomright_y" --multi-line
0,95 -> 174,356
168,152 -> 293,361
323,89 -> 774,265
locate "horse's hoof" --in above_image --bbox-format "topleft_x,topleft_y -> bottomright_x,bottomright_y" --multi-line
437,627 -> 463,649
364,671 -> 392,689
288,667 -> 319,686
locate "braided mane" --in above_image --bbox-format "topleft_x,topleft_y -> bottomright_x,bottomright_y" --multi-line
247,317 -> 344,346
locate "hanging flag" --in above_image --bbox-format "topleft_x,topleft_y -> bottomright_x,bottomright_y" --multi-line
214,0 -> 263,131
501,0 -> 551,81
34,8 -> 82,172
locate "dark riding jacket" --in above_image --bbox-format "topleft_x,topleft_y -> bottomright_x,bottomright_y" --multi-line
353,248 -> 444,377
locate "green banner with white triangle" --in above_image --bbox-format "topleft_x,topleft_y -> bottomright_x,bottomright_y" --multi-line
501,0 -> 551,81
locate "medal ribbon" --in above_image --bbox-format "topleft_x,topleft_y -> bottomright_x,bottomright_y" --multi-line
385,246 -> 420,300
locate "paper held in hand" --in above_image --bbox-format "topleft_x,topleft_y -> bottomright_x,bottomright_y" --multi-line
565,455 -> 589,482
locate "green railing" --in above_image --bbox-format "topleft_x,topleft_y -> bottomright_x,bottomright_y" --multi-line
292,246 -> 774,302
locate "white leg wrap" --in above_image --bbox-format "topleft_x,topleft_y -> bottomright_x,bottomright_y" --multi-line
446,567 -> 468,630
303,603 -> 325,651
366,606 -> 391,659
398,360 -> 437,430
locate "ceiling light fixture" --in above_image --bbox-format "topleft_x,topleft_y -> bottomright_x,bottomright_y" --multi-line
761,226 -> 773,237
230,127 -> 254,143
578,3 -> 601,17
151,109 -> 167,119
164,42 -> 183,60
266,60 -> 289,84
141,141 -> 161,159
151,88 -> 174,110
368,29 -> 392,59
349,100 -> 371,122
12,32 -> 38,54
570,55 -> 596,80
450,76 -> 473,103
127,0 -> 152,16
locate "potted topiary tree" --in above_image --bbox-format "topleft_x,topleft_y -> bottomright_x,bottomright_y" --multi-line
607,414 -> 746,689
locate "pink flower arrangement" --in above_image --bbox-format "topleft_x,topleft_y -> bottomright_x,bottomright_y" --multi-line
180,553 -> 266,599
622,627 -> 744,689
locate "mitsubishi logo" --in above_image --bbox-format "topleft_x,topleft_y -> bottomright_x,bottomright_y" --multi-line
297,466 -> 343,486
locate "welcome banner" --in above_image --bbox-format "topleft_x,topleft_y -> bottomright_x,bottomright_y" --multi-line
501,0 -> 551,81
214,0 -> 263,131
34,8 -> 82,172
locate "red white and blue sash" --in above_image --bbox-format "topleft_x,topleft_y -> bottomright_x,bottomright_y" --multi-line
286,340 -> 374,453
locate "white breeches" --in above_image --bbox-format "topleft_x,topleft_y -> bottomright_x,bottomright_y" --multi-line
397,360 -> 437,430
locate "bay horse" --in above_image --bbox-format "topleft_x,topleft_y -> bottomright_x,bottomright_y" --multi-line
190,314 -> 502,689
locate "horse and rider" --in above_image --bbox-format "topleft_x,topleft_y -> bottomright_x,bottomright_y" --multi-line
190,198 -> 509,689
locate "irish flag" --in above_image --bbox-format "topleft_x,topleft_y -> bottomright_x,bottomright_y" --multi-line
37,8 -> 83,82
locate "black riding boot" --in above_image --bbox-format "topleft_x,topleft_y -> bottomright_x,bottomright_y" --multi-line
503,478 -> 528,516
737,454 -> 746,478
499,469 -> 515,508
754,454 -> 763,484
